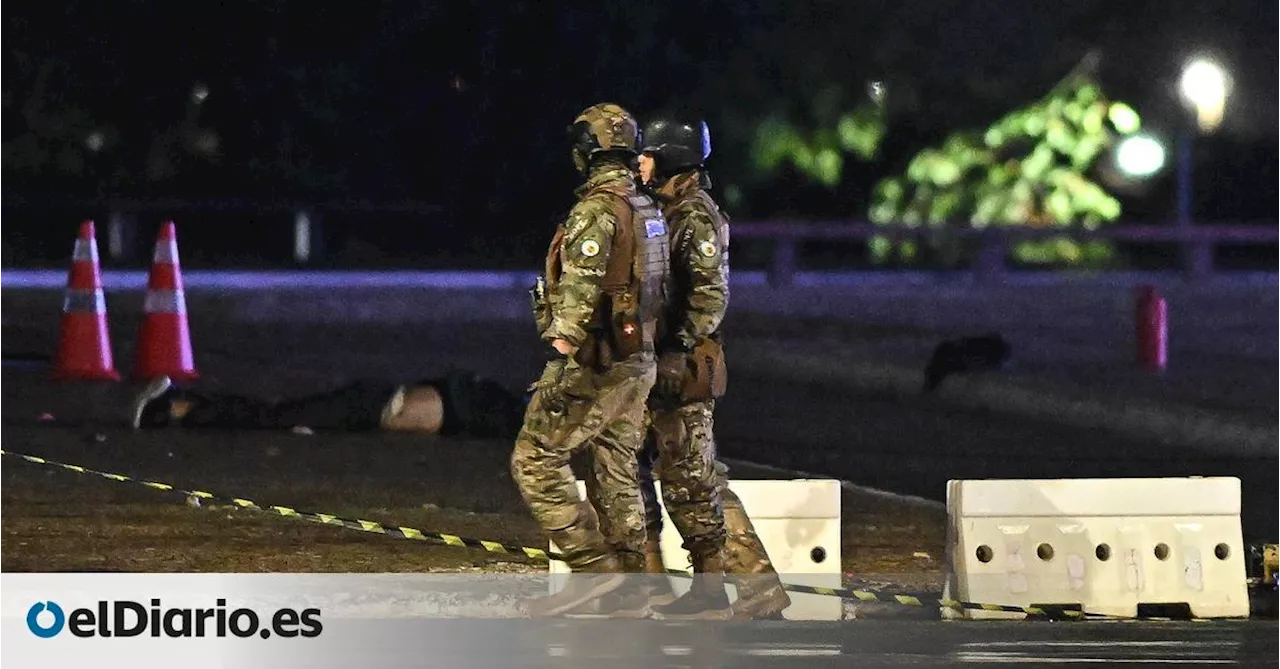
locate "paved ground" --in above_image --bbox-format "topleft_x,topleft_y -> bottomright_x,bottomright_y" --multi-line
716,364 -> 1277,541
0,315 -> 948,587
2,275 -> 1275,654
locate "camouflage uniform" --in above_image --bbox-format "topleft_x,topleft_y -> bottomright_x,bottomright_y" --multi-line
646,170 -> 731,554
512,103 -> 670,618
643,169 -> 792,619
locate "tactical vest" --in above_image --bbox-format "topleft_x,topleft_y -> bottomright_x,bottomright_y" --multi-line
545,180 -> 670,369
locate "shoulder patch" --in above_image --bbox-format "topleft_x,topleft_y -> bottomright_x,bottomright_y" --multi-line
573,198 -> 612,217
580,239 -> 601,257
698,240 -> 717,258
563,198 -> 619,243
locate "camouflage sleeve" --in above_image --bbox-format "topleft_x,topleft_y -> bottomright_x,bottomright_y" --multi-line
671,207 -> 728,350
544,198 -> 618,347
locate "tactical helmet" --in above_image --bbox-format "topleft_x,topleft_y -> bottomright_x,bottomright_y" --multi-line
568,103 -> 640,174
640,117 -> 711,175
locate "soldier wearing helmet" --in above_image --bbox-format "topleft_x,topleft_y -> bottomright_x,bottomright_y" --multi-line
636,113 -> 792,620
513,103 -> 671,618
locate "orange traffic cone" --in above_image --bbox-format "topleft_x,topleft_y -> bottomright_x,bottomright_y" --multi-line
53,220 -> 122,381
133,221 -> 198,381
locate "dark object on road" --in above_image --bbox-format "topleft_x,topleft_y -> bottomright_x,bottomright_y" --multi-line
130,370 -> 530,439
922,333 -> 1012,393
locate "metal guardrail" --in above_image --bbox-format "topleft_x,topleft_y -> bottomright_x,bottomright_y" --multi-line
3,196 -> 1275,284
731,221 -> 1279,287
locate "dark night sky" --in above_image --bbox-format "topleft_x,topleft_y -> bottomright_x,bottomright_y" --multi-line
2,0 -> 1276,265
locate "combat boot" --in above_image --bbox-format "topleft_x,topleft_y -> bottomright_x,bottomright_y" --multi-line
720,491 -> 792,620
562,549 -> 653,619
526,552 -> 626,618
560,579 -> 654,619
652,549 -> 731,620
730,573 -> 792,620
644,538 -> 677,606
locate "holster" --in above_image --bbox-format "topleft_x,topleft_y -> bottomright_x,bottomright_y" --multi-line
680,335 -> 728,402
572,330 -> 608,371
607,291 -> 645,361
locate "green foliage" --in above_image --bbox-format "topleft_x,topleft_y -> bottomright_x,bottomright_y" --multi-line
868,75 -> 1143,267
751,104 -> 886,189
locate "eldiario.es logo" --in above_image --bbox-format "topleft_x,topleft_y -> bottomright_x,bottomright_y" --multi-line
27,599 -> 322,639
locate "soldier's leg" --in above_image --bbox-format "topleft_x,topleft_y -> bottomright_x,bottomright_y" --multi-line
649,400 -> 732,618
716,460 -> 793,619
510,362 -> 626,617
569,361 -> 658,617
637,426 -> 665,543
581,416 -> 648,572
652,401 -> 727,556
635,427 -> 675,603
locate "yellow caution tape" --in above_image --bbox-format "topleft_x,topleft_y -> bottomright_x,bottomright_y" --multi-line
4,448 -> 1110,618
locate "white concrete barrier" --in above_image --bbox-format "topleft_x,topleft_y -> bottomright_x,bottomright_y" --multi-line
942,477 -> 1249,619
550,479 -> 842,620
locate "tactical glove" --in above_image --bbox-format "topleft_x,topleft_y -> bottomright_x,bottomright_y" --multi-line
536,354 -> 570,416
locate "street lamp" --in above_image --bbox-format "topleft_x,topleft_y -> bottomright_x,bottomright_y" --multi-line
1115,134 -> 1167,179
1179,59 -> 1228,134
1175,56 -> 1231,277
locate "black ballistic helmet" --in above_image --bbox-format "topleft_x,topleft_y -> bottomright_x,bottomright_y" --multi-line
641,117 -> 711,175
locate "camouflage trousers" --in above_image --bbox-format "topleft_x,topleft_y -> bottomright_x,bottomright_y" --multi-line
510,355 -> 655,571
640,400 -> 783,591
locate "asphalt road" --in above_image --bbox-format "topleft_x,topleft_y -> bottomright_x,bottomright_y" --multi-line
240,619 -> 1280,668
2,303 -> 1275,540
715,369 -> 1278,542
5,323 -> 1275,538
2,301 -> 1280,629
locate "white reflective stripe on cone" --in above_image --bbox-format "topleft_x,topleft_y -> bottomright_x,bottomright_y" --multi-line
63,289 -> 106,314
153,240 -> 179,264
144,289 -> 186,314
72,238 -> 100,263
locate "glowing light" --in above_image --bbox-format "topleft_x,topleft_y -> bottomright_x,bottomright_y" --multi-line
1114,134 -> 1166,178
1179,58 -> 1229,133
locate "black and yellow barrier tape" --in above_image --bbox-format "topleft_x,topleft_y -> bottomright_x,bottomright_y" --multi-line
4,448 -> 1092,619
2,449 -> 554,560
